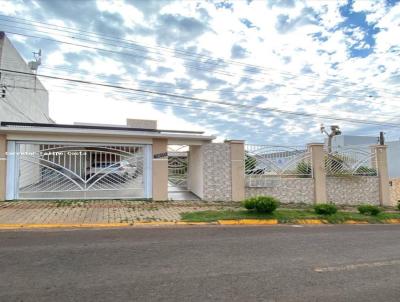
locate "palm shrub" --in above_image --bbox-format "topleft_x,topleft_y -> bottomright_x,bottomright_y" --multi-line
243,197 -> 257,210
296,161 -> 312,178
314,204 -> 337,215
355,166 -> 377,176
243,196 -> 279,214
245,153 -> 257,175
358,204 -> 381,216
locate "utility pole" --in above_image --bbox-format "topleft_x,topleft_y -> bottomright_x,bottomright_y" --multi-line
320,124 -> 342,153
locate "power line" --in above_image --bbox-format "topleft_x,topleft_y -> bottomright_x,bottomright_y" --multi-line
2,21 -> 399,100
8,81 -> 400,121
4,62 -> 398,117
2,67 -> 400,128
2,56 -> 397,111
1,15 -> 398,96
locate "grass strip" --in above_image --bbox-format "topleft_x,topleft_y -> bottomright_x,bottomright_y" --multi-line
181,209 -> 400,224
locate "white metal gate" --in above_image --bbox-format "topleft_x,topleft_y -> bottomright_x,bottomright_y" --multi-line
168,145 -> 188,190
6,142 -> 152,200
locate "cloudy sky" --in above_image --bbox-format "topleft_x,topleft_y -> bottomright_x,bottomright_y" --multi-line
1,0 -> 400,145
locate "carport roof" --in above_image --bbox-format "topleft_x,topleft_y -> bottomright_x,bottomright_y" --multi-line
0,121 -> 216,142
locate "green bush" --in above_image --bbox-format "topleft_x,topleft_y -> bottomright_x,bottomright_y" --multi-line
254,196 -> 280,213
397,201 -> 400,211
243,196 -> 279,213
243,197 -> 257,210
358,204 -> 381,216
314,204 -> 337,215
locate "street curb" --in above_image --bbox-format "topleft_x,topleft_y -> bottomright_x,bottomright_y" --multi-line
1,219 -> 400,229
218,219 -> 278,225
0,222 -> 214,229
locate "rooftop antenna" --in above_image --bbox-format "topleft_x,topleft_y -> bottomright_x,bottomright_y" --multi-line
28,49 -> 42,92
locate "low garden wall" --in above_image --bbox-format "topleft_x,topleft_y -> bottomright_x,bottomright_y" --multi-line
244,176 -> 381,205
245,178 -> 314,204
326,176 -> 380,205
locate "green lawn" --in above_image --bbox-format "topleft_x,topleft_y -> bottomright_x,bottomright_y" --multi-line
181,209 -> 400,224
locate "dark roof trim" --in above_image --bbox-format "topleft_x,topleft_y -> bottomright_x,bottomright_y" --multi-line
0,121 -> 204,135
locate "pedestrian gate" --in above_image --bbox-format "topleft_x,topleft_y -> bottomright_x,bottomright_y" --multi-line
6,142 -> 152,200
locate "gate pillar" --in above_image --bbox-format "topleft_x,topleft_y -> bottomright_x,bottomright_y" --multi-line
152,138 -> 168,201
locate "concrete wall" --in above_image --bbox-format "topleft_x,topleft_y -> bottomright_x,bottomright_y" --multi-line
202,143 -> 232,201
326,177 -> 380,205
329,135 -> 378,150
387,141 -> 400,178
390,178 -> 400,206
0,33 -> 50,123
245,178 -> 314,204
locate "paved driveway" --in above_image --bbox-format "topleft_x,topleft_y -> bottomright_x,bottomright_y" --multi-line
0,200 -> 237,224
1,225 -> 400,301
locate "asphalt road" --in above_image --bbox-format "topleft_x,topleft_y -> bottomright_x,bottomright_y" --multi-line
1,225 -> 400,302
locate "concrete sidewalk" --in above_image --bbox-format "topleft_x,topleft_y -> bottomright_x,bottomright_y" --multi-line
0,200 -> 238,225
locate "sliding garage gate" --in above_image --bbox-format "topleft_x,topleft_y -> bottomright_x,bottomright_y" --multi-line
6,142 -> 152,200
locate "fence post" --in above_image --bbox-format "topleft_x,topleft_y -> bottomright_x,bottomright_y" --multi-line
227,140 -> 245,201
374,145 -> 391,206
308,143 -> 327,204
152,138 -> 168,201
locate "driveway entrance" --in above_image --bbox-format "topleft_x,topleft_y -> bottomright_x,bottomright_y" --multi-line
6,142 -> 152,200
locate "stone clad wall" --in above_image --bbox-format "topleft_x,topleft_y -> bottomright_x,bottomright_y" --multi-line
326,177 -> 380,205
244,176 -> 380,205
390,178 -> 400,206
202,143 -> 232,201
245,178 -> 314,204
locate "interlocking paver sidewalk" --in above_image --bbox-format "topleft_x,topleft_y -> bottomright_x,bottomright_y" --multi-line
0,200 -> 239,224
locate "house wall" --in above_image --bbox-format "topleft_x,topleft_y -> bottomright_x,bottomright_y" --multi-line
326,177 -> 380,205
245,178 -> 314,204
0,33 -> 50,123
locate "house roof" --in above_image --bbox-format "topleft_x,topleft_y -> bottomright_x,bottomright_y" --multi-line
0,121 -> 216,143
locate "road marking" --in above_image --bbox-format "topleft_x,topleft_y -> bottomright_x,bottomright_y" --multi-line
314,259 -> 400,272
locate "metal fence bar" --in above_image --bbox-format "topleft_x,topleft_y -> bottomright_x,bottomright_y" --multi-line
244,144 -> 312,187
325,146 -> 378,176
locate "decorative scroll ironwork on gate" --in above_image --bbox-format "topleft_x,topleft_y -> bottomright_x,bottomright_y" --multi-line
325,146 -> 378,176
168,145 -> 188,188
244,145 -> 312,187
15,143 -> 147,199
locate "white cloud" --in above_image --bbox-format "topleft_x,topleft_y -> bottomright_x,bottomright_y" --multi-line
2,0 -> 400,144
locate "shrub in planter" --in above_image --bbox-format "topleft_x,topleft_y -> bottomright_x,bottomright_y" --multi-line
358,204 -> 381,216
253,196 -> 280,214
243,197 -> 257,210
314,204 -> 337,215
